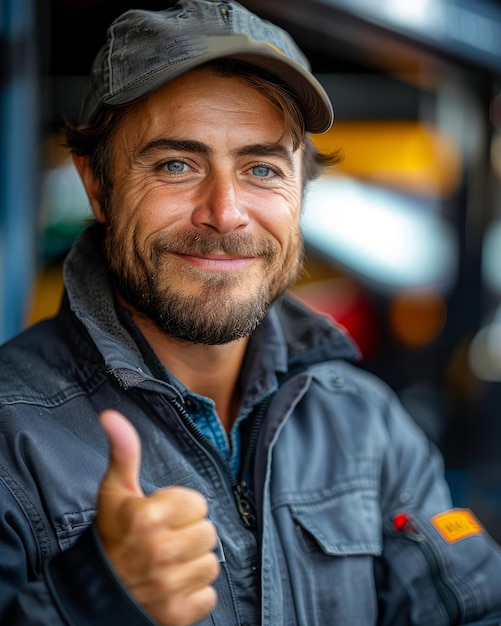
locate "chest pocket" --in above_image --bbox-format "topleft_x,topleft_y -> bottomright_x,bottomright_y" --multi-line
290,487 -> 382,556
284,488 -> 382,625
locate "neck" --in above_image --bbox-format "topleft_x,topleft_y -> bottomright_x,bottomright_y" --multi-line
127,308 -> 248,432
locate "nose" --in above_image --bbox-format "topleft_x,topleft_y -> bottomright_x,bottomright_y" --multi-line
192,173 -> 249,234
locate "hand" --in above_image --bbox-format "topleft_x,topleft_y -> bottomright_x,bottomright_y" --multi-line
96,409 -> 219,626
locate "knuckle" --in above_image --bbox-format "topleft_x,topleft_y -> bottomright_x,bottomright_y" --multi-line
172,487 -> 208,514
161,568 -> 185,595
208,552 -> 221,580
163,587 -> 218,626
122,499 -> 163,534
191,586 -> 218,618
206,519 -> 218,545
158,536 -> 183,564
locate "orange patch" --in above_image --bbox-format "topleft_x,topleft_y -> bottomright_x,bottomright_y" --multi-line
431,509 -> 483,543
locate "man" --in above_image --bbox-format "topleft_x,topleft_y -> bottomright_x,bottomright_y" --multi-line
1,1 -> 501,624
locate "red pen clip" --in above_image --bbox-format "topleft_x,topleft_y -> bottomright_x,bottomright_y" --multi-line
393,512 -> 417,533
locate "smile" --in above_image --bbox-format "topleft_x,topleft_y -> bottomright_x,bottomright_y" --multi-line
172,252 -> 256,272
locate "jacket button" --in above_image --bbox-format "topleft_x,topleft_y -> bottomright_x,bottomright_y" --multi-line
329,376 -> 344,387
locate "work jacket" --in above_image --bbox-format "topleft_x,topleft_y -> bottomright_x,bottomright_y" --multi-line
1,225 -> 501,625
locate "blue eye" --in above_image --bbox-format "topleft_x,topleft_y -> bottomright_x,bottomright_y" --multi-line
165,160 -> 188,173
252,165 -> 274,178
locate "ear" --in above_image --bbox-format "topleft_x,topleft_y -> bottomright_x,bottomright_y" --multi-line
72,153 -> 106,223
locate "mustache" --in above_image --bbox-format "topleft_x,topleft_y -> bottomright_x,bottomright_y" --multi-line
151,229 -> 278,259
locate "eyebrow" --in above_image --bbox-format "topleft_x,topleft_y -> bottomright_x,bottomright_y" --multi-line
138,139 -> 211,157
138,138 -> 295,171
235,143 -> 295,171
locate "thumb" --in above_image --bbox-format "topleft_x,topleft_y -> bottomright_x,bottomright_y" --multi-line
99,410 -> 144,497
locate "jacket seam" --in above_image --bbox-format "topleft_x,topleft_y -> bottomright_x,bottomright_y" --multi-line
0,465 -> 52,567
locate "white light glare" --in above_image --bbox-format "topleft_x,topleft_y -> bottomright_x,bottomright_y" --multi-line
382,0 -> 445,30
301,176 -> 457,292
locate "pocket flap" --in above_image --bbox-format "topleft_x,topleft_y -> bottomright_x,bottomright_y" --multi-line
290,489 -> 382,556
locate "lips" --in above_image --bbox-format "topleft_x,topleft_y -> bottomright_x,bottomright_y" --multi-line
172,252 -> 255,272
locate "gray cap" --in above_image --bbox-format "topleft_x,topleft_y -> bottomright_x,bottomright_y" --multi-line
79,0 -> 334,133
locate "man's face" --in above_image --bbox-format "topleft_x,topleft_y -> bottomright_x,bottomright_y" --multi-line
100,67 -> 305,345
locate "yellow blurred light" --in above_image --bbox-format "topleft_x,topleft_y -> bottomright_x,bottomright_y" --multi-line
312,121 -> 461,198
26,264 -> 64,327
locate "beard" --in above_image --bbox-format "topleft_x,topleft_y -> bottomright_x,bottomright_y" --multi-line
103,223 -> 304,345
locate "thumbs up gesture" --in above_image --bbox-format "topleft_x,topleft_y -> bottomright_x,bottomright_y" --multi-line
96,410 -> 219,626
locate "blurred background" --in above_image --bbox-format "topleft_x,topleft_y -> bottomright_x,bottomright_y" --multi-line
2,0 -> 501,538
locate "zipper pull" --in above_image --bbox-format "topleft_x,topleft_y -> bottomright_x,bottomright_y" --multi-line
234,481 -> 257,530
218,3 -> 232,23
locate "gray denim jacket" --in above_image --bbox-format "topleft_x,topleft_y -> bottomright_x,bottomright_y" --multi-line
1,225 -> 501,625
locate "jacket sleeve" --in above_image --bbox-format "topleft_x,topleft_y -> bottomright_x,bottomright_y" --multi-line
375,388 -> 501,626
0,481 -> 156,625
